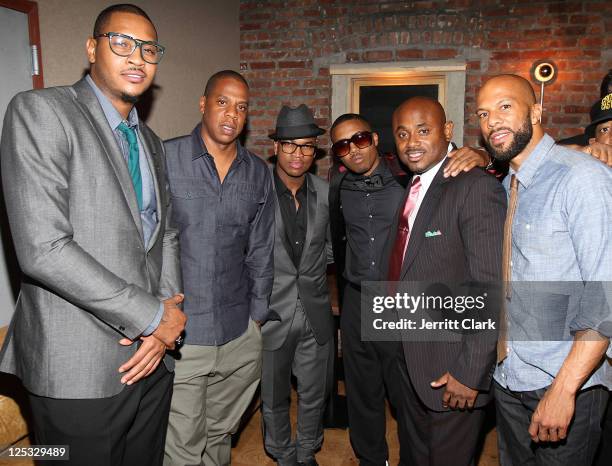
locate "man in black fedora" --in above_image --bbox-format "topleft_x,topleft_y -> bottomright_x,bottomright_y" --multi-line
261,104 -> 335,466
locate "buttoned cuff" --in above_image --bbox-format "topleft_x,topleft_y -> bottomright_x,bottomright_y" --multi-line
142,302 -> 164,336
249,297 -> 270,323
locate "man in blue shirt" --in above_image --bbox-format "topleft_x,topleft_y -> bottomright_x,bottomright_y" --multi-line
477,74 -> 612,466
164,70 -> 275,466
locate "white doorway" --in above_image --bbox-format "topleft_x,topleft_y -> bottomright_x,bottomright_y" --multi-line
0,0 -> 43,326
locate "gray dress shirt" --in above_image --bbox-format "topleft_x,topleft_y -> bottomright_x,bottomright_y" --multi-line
165,124 -> 274,346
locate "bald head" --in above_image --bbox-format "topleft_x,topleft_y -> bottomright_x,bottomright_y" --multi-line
393,96 -> 447,129
476,74 -> 543,168
392,96 -> 453,174
478,74 -> 537,108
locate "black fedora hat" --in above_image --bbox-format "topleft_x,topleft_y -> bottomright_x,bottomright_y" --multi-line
269,104 -> 325,140
586,93 -> 612,138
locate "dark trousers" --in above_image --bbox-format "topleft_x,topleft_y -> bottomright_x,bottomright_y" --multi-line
29,365 -> 173,466
341,283 -> 409,466
494,381 -> 608,466
594,397 -> 612,466
397,358 -> 485,466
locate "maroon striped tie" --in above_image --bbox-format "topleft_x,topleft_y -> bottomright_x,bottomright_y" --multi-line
388,176 -> 422,282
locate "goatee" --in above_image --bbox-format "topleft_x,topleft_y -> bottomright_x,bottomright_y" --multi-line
485,117 -> 533,162
120,93 -> 139,104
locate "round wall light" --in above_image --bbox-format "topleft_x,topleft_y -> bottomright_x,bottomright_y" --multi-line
530,60 -> 558,111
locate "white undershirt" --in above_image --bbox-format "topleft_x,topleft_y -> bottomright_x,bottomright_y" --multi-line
408,143 -> 453,230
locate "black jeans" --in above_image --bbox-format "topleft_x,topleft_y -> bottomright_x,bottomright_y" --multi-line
494,381 -> 608,466
341,283 -> 409,466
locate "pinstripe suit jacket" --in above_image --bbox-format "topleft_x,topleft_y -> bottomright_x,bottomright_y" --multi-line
385,159 -> 506,411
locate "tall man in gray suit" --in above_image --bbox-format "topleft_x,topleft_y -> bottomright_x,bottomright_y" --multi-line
386,97 -> 506,466
0,5 -> 185,466
262,105 -> 335,466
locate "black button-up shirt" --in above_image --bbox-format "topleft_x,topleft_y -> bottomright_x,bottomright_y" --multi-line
340,160 -> 405,284
165,124 -> 274,345
274,170 -> 308,268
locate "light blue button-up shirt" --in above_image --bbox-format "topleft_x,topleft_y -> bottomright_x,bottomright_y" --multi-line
494,133 -> 612,392
86,75 -> 163,335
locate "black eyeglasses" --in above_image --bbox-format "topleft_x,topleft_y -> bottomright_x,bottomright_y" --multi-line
96,32 -> 165,64
279,141 -> 317,157
331,131 -> 373,157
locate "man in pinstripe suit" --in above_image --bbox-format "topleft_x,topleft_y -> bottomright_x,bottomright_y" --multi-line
386,97 -> 506,466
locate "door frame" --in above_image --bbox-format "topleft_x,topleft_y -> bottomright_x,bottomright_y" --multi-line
0,0 -> 44,88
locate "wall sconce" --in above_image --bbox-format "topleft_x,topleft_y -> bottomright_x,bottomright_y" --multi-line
530,60 -> 558,110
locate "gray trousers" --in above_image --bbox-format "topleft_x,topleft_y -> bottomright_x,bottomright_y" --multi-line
164,320 -> 262,466
261,301 -> 333,465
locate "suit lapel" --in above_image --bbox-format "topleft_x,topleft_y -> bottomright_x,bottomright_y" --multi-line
400,162 -> 450,278
299,174 -> 317,270
140,128 -> 162,251
71,78 -> 144,243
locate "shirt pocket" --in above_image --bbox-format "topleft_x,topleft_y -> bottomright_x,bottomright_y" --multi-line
513,210 -> 567,258
169,178 -> 216,227
224,182 -> 262,228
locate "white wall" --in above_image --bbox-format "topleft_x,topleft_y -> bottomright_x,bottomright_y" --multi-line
0,0 -> 240,326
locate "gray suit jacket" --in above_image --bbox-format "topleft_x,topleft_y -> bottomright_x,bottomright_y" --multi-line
262,172 -> 334,351
0,78 -> 181,399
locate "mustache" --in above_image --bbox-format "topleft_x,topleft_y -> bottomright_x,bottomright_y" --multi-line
487,127 -> 514,137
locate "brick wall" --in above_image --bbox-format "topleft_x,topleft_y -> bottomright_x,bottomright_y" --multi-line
240,0 -> 611,175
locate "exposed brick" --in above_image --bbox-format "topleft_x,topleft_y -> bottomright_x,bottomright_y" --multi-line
364,50 -> 393,62
423,49 -> 458,59
396,49 -> 424,60
578,37 -> 604,47
278,61 -> 308,69
240,0 -> 607,170
250,61 -> 275,70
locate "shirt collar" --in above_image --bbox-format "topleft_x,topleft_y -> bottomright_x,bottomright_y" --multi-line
273,168 -> 307,196
191,123 -> 246,164
344,155 -> 387,181
507,133 -> 555,189
85,74 -> 139,130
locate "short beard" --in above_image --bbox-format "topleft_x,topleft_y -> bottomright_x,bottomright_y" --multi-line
485,118 -> 533,162
120,92 -> 139,104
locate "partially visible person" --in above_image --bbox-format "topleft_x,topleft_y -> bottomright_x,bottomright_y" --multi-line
387,96 -> 506,466
261,104 -> 334,466
329,112 -> 492,466
589,92 -> 612,466
477,74 -> 612,466
587,93 -> 612,147
558,69 -> 612,164
0,4 -> 185,466
163,70 -> 274,466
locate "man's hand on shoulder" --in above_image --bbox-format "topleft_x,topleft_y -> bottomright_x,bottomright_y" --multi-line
431,371 -> 479,409
443,146 -> 491,178
118,335 -> 166,385
585,139 -> 612,167
153,294 -> 187,350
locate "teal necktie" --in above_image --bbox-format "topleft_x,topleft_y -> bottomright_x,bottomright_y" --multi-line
117,122 -> 143,211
